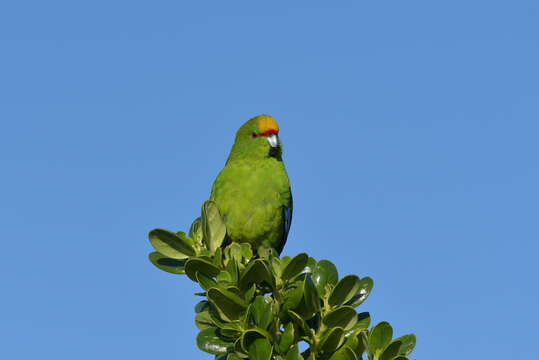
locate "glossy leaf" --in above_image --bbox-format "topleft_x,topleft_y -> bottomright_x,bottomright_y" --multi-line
207,288 -> 247,322
148,252 -> 186,274
217,270 -> 232,283
196,271 -> 218,291
328,275 -> 361,308
207,307 -> 242,331
285,344 -> 303,360
196,327 -> 233,355
287,310 -> 312,339
278,322 -> 295,354
244,284 -> 256,303
189,217 -> 204,247
148,228 -> 196,259
195,300 -> 211,313
248,337 -> 273,360
201,200 -> 226,252
185,258 -> 221,281
283,281 -> 304,311
346,277 -> 374,307
312,260 -> 338,297
328,346 -> 357,360
239,259 -> 275,290
249,296 -> 273,330
282,253 -> 308,281
241,329 -> 272,352
344,312 -> 371,337
225,258 -> 240,284
323,306 -> 358,330
368,322 -> 393,357
394,334 -> 416,356
318,327 -> 345,353
226,354 -> 243,360
226,243 -> 243,265
240,243 -> 253,260
302,257 -> 317,275
213,247 -> 223,267
302,274 -> 321,317
380,340 -> 402,360
195,311 -> 214,330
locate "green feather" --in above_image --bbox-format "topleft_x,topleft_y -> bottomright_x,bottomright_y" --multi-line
210,115 -> 292,253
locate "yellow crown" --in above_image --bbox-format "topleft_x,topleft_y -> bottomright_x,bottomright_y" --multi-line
256,115 -> 279,134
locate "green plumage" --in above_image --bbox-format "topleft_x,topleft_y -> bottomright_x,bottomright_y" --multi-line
210,115 -> 292,254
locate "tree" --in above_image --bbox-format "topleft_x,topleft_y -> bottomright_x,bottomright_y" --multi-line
148,201 -> 416,360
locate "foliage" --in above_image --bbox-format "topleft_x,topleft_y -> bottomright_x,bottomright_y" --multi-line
148,201 -> 416,360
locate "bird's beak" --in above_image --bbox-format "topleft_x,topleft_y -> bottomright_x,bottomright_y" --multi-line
267,134 -> 278,148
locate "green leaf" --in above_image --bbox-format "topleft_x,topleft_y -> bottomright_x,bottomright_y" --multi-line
380,340 -> 402,360
312,260 -> 338,297
239,259 -> 275,290
346,330 -> 368,358
195,311 -> 214,330
248,337 -> 273,360
282,253 -> 309,281
346,277 -> 374,307
240,243 -> 253,260
148,229 -> 196,259
195,300 -> 211,313
249,296 -> 273,330
319,327 -> 345,353
302,274 -> 321,317
368,322 -> 393,357
185,258 -> 221,281
283,281 -> 304,311
287,310 -> 312,339
207,288 -> 247,322
279,256 -> 292,273
344,312 -> 371,337
217,270 -> 232,283
356,312 -> 371,331
189,217 -> 204,246
244,284 -> 256,303
240,329 -> 272,352
201,200 -> 226,253
213,247 -> 223,267
278,323 -> 295,354
196,327 -> 233,355
148,252 -> 186,274
394,334 -> 416,356
196,271 -> 218,291
303,257 -> 317,275
226,354 -> 243,360
329,346 -> 357,360
226,243 -> 243,265
225,258 -> 240,284
285,344 -> 303,360
323,306 -> 358,330
207,307 -> 242,331
328,275 -> 361,307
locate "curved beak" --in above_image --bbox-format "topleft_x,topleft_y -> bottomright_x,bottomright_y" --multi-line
267,134 -> 279,148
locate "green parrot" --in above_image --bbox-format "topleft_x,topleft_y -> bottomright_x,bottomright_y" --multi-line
210,115 -> 292,254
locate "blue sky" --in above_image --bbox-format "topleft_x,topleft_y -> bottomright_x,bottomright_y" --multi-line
1,1 -> 538,359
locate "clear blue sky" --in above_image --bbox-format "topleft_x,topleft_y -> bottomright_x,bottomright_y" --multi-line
1,1 -> 538,359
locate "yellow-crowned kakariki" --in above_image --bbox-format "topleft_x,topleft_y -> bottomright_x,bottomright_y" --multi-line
210,115 -> 292,254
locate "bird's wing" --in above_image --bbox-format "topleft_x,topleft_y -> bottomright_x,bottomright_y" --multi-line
276,189 -> 293,254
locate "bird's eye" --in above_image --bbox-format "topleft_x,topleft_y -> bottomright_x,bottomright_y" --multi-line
251,132 -> 258,138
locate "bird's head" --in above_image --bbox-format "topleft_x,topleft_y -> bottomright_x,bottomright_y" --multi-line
228,115 -> 283,161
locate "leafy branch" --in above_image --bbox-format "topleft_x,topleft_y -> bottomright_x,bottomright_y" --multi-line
148,201 -> 416,360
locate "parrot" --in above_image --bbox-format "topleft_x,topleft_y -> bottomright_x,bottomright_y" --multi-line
210,115 -> 292,254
